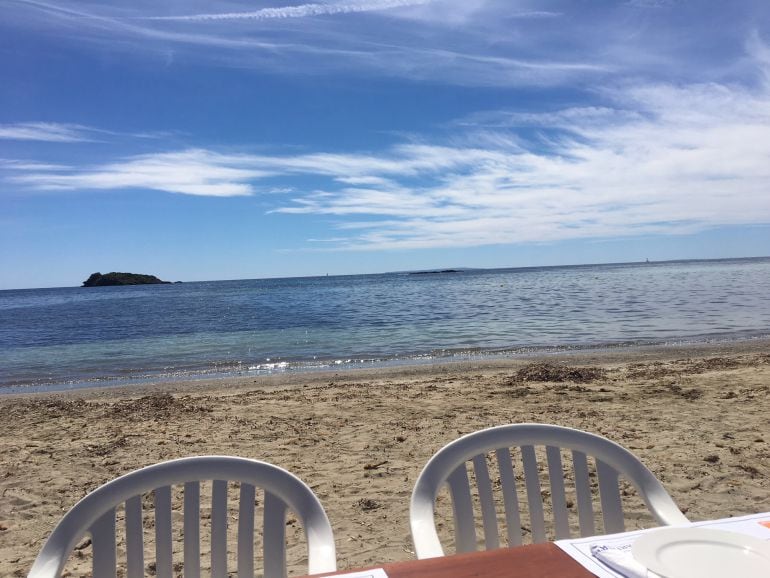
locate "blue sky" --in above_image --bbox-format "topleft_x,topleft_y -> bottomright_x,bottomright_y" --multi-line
1,0 -> 769,289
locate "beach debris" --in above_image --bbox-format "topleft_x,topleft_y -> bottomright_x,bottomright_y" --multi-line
2,399 -> 90,421
363,460 -> 388,470
733,464 -> 761,478
551,384 -> 590,393
84,436 -> 129,457
498,382 -> 536,397
514,363 -> 606,383
666,384 -> 704,400
703,455 -> 720,464
356,498 -> 381,511
628,356 -> 749,380
647,383 -> 704,400
108,393 -> 212,419
689,357 -> 743,372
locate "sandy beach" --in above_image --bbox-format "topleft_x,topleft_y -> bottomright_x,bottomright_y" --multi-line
2,341 -> 769,577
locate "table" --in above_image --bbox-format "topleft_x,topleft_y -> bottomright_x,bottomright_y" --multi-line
312,512 -> 770,578
316,543 -> 596,578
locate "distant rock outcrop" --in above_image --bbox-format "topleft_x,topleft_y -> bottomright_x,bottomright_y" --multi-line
409,269 -> 463,275
82,272 -> 171,287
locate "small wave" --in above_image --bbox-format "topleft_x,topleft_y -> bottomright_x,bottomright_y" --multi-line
247,361 -> 289,371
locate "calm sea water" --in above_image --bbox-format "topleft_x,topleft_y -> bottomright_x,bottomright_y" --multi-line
2,258 -> 769,393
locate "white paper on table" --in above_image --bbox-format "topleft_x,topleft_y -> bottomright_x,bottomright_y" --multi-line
699,511 -> 770,539
556,527 -> 664,578
555,511 -> 770,578
590,542 -> 658,578
327,568 -> 389,578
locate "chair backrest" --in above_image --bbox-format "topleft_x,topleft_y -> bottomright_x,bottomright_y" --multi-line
28,456 -> 336,578
410,423 -> 688,558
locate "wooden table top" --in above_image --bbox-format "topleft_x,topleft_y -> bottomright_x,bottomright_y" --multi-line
318,543 -> 596,578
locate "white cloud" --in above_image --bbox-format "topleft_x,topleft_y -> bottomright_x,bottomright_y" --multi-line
7,0 -> 765,93
0,121 -> 183,144
6,53 -> 770,244
0,159 -> 70,170
10,150 -> 270,197
0,122 -> 95,142
270,76 -> 770,249
144,0 -> 435,22
5,0 -> 615,87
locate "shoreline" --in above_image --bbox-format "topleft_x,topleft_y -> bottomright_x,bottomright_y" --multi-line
4,335 -> 770,397
2,341 -> 769,575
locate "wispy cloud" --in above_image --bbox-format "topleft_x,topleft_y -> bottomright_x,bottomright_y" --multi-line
4,0 -> 616,87
7,63 -> 770,245
143,0 -> 435,22
0,121 -> 186,146
0,159 -> 70,171
43,0 -> 755,91
0,122 -> 96,142
9,150 -> 270,197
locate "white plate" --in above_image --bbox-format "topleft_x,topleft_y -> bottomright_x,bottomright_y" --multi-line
632,527 -> 770,578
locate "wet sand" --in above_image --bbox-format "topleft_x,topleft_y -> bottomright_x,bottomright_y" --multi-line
1,341 -> 769,576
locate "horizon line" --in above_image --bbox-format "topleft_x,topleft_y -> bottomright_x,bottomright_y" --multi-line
3,255 -> 769,292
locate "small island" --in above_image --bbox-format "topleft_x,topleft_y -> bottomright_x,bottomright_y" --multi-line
82,272 -> 171,287
408,269 -> 463,275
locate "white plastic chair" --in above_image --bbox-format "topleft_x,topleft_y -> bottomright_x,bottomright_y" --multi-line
410,423 -> 688,558
28,456 -> 336,578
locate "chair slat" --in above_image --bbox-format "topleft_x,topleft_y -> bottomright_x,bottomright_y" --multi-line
91,508 -> 117,578
572,450 -> 595,536
184,481 -> 201,578
521,445 -> 546,543
495,448 -> 523,547
597,458 -> 624,534
154,486 -> 173,578
264,490 -> 288,578
211,479 -> 229,578
125,496 -> 144,578
472,454 -> 499,550
546,446 -> 570,539
447,464 -> 477,552
238,483 -> 256,578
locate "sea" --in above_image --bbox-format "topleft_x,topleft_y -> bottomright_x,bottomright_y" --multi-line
2,257 -> 769,393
